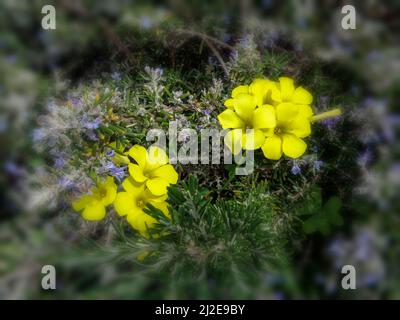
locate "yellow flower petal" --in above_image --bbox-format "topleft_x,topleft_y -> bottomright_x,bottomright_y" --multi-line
278,77 -> 295,101
127,211 -> 157,237
276,102 -> 299,125
137,250 -> 151,261
270,84 -> 282,103
81,201 -> 106,221
146,146 -> 169,171
100,177 -> 117,206
249,79 -> 271,106
150,164 -> 178,184
232,85 -> 249,98
286,116 -> 311,138
224,129 -> 243,155
224,98 -> 235,110
143,188 -> 168,202
146,178 -> 170,196
114,192 -> 136,217
127,144 -> 148,168
122,177 -> 145,194
292,87 -> 313,105
261,134 -> 282,160
233,93 -> 256,124
298,105 -> 314,118
253,105 -> 276,129
128,163 -> 148,183
217,109 -> 245,129
72,194 -> 93,212
149,200 -> 170,219
282,133 -> 307,158
262,128 -> 275,137
242,129 -> 265,150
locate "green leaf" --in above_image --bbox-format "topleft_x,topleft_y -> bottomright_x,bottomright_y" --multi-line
302,195 -> 343,235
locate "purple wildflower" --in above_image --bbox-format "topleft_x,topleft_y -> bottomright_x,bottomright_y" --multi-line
86,131 -> 99,141
54,157 -> 66,169
58,176 -> 75,189
139,16 -> 153,29
111,71 -> 122,81
291,164 -> 301,175
4,161 -> 25,177
99,160 -> 127,182
314,160 -> 323,171
32,128 -> 46,142
81,116 -> 102,130
230,49 -> 239,61
321,117 -> 341,129
357,150 -> 373,167
106,150 -> 115,157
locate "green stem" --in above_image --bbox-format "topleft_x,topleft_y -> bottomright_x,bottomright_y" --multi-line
310,108 -> 342,122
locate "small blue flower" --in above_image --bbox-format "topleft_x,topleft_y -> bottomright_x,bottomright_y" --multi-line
110,166 -> 127,182
32,128 -> 46,142
291,164 -> 301,175
111,71 -> 122,81
99,160 -> 127,182
54,157 -> 66,169
58,176 -> 75,189
314,160 -> 323,171
4,161 -> 24,177
106,150 -> 115,157
86,130 -> 99,141
230,49 -> 239,61
81,115 -> 102,130
71,98 -> 80,107
357,150 -> 372,167
5,55 -> 17,64
139,16 -> 153,29
321,117 -> 341,129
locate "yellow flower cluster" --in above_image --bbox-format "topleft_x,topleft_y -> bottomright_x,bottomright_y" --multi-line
114,145 -> 178,236
218,77 -> 341,160
72,145 -> 178,237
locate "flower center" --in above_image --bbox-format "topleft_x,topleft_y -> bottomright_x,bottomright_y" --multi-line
137,199 -> 145,208
93,187 -> 107,200
99,189 -> 107,198
274,127 -> 283,135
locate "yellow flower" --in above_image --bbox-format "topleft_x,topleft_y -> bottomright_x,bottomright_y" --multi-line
219,77 -> 341,160
72,176 -> 117,221
270,76 -> 314,107
218,93 -> 276,154
223,79 -> 277,109
261,102 -> 312,160
114,177 -> 170,237
127,145 -> 178,196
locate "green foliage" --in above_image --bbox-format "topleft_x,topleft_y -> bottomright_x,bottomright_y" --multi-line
131,176 -> 285,271
302,195 -> 343,235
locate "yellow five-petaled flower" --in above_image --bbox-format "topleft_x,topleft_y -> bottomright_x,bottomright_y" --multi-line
218,77 -> 341,160
72,144 -> 178,237
72,176 -> 117,221
127,145 -> 179,196
113,177 -> 170,237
